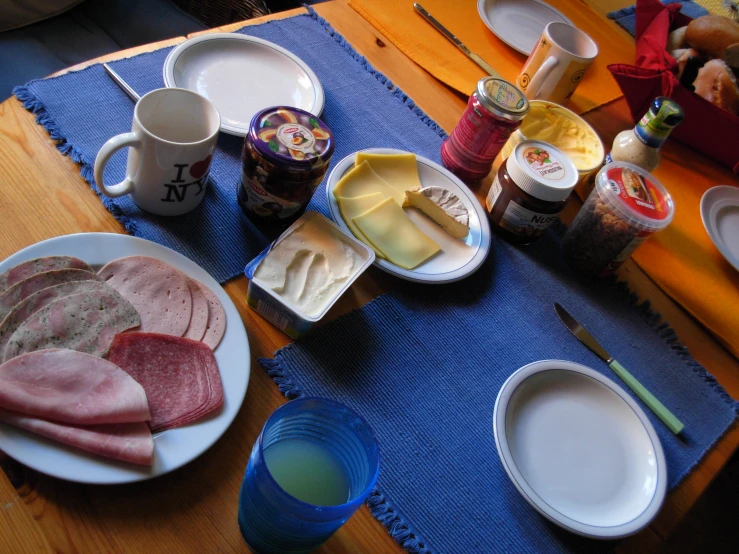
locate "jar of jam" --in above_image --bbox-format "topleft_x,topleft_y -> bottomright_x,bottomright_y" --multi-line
441,77 -> 529,183
485,140 -> 578,245
238,106 -> 334,227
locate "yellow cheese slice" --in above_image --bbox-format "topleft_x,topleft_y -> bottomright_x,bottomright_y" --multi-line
332,160 -> 404,206
355,152 -> 422,199
353,198 -> 441,270
336,193 -> 388,259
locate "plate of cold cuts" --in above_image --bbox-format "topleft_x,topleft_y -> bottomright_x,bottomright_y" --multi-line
0,233 -> 250,484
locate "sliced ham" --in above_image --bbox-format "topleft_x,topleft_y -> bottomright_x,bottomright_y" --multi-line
199,283 -> 226,350
0,256 -> 92,295
0,410 -> 154,466
109,333 -> 223,433
182,278 -> 209,342
0,281 -> 111,359
0,268 -> 99,322
4,289 -> 140,361
0,349 -> 150,425
98,256 -> 192,337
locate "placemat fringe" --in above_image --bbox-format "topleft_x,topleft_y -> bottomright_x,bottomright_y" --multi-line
12,84 -> 141,237
367,488 -> 433,554
304,6 -> 447,140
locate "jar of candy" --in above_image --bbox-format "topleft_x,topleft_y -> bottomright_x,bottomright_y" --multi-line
238,106 -> 334,227
441,77 -> 529,183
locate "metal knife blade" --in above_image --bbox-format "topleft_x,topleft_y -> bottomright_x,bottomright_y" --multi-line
413,3 -> 501,79
554,303 -> 611,362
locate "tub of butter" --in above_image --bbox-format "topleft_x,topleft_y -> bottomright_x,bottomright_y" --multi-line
245,211 -> 375,338
499,100 -> 604,190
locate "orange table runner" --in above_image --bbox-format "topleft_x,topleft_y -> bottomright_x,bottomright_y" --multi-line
348,0 -> 634,115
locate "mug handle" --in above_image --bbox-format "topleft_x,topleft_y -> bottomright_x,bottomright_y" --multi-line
525,57 -> 559,100
93,132 -> 141,198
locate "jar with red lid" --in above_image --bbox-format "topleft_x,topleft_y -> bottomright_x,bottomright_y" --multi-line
238,106 -> 334,227
441,77 -> 529,183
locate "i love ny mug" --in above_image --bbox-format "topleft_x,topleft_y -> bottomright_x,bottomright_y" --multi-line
94,88 -> 220,216
516,22 -> 598,105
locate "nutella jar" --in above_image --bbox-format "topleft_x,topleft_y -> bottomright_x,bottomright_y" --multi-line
485,140 -> 578,244
238,106 -> 334,228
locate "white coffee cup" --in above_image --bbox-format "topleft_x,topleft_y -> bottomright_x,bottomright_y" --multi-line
94,88 -> 220,216
516,22 -> 598,105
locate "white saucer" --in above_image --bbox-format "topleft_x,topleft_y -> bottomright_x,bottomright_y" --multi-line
163,33 -> 325,136
325,148 -> 491,284
493,360 -> 666,539
700,186 -> 739,272
477,0 -> 573,55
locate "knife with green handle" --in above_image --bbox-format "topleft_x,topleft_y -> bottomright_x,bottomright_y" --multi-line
554,303 -> 685,435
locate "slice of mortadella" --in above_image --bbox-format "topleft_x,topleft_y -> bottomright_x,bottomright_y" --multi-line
0,281 -> 112,359
0,349 -> 150,425
182,278 -> 209,342
0,268 -> 100,322
3,289 -> 141,362
0,410 -> 154,466
98,256 -> 192,337
0,256 -> 92,296
198,283 -> 226,350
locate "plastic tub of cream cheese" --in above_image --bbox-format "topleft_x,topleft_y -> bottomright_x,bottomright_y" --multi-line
245,211 -> 375,338
499,100 -> 604,188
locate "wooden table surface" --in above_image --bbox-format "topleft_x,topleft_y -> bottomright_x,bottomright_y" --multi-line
0,1 -> 737,553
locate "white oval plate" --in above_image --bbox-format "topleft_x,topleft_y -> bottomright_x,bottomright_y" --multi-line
493,360 -> 666,539
325,148 -> 491,284
163,33 -> 325,137
477,0 -> 572,55
0,233 -> 250,484
700,186 -> 739,273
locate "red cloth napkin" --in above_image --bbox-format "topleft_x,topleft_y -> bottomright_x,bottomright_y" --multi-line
608,0 -> 739,173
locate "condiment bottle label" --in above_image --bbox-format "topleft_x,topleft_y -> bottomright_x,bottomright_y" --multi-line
276,123 -> 316,154
521,146 -> 566,181
239,169 -> 302,220
486,175 -> 559,237
605,166 -> 670,220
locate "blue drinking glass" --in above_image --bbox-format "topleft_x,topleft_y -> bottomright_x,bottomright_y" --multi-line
238,397 -> 381,554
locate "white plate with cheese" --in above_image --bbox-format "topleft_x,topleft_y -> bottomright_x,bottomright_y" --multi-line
325,148 -> 491,284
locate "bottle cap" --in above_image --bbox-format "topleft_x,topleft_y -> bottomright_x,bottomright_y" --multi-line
507,140 -> 578,202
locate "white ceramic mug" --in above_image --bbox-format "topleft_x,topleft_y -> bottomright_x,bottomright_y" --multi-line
94,88 -> 220,216
516,22 -> 598,105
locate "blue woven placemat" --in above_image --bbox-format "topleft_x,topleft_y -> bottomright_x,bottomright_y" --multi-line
608,0 -> 709,35
261,226 -> 738,554
13,8 -> 445,283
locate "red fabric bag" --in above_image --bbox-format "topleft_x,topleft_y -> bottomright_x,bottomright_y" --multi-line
608,0 -> 739,173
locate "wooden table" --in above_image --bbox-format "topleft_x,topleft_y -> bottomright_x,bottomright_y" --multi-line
0,1 -> 737,553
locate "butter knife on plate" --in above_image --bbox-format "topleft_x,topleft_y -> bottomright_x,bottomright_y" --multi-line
413,3 -> 501,79
554,303 -> 685,435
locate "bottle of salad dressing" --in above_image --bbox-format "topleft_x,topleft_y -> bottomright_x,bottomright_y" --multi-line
605,97 -> 684,172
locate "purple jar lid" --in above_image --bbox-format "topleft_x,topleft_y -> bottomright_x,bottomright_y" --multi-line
248,106 -> 334,170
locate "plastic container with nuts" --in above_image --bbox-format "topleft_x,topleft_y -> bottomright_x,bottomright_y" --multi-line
562,162 -> 675,278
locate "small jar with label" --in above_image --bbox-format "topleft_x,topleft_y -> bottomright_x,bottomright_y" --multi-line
486,140 -> 578,244
562,162 -> 675,278
238,106 -> 334,228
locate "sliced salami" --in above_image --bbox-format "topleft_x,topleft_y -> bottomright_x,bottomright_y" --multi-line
0,349 -> 150,425
98,256 -> 192,337
109,333 -> 223,433
0,256 -> 92,295
183,278 -> 209,342
0,281 -> 111,359
0,268 -> 99,322
4,289 -> 141,361
0,410 -> 154,466
199,283 -> 226,350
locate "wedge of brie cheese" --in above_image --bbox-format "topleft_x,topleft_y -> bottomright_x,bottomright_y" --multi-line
403,186 -> 470,239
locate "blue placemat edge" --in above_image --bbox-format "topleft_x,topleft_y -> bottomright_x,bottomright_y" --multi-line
259,277 -> 739,553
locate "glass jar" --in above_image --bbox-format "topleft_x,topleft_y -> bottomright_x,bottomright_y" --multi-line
238,106 -> 334,228
441,77 -> 529,183
485,140 -> 578,244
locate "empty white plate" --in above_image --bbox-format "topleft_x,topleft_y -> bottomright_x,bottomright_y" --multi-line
700,186 -> 739,272
325,148 -> 491,284
493,360 -> 666,539
163,33 -> 325,136
477,0 -> 572,55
